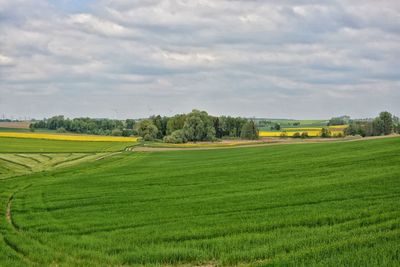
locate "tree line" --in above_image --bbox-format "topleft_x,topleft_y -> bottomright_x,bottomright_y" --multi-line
30,110 -> 259,142
30,116 -> 136,137
344,111 -> 400,137
137,110 -> 258,143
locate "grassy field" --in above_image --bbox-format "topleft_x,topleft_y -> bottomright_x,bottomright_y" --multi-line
0,137 -> 399,266
0,132 -> 138,142
257,119 -> 328,131
0,137 -> 135,153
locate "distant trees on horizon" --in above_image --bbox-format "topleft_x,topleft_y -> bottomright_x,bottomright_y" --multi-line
140,110 -> 258,142
30,110 -> 259,143
345,111 -> 399,137
30,110 -> 400,142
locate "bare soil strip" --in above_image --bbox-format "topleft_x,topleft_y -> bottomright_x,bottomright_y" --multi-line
0,121 -> 31,129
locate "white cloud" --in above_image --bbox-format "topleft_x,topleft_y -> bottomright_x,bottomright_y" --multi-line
68,13 -> 129,36
0,0 -> 399,119
0,54 -> 14,65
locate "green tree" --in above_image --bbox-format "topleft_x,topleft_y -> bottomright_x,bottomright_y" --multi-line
293,132 -> 301,138
372,117 -> 384,136
379,111 -> 393,135
164,130 -> 187,143
183,110 -> 216,142
57,127 -> 67,133
240,120 -> 258,140
301,132 -> 309,139
166,114 -> 187,135
151,115 -> 168,139
274,123 -> 281,131
320,128 -> 331,138
111,129 -> 123,136
125,119 -> 135,130
328,115 -> 350,126
135,120 -> 158,141
280,131 -> 288,138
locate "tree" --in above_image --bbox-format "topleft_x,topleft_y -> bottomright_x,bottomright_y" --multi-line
301,132 -> 309,139
164,130 -> 187,143
280,131 -> 288,138
372,117 -> 384,136
135,120 -> 158,141
293,132 -> 301,138
394,116 -> 400,133
379,111 -> 393,135
328,115 -> 350,126
320,128 -> 331,138
213,117 -> 223,139
182,110 -> 216,142
151,115 -> 168,139
121,129 -> 133,137
240,120 -> 258,140
125,119 -> 135,130
166,114 -> 186,135
57,127 -> 67,133
111,129 -> 123,136
274,123 -> 281,131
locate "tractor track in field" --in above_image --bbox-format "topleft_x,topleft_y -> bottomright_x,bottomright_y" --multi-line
0,157 -> 33,171
3,184 -> 36,265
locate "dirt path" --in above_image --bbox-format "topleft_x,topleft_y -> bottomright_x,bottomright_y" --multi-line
133,135 -> 399,152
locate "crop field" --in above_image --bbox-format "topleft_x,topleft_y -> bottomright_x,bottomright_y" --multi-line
0,137 -> 135,153
0,137 -> 399,266
259,125 -> 347,137
0,132 -> 138,142
256,119 -> 327,128
0,122 -> 31,129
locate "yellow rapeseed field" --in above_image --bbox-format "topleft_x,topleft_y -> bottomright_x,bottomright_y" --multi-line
259,125 -> 347,137
0,132 -> 138,142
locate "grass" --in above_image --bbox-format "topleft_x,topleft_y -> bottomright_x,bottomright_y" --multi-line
0,132 -> 138,142
0,137 -> 399,266
0,128 -> 59,133
0,153 -> 111,180
0,137 -> 135,153
257,119 -> 328,131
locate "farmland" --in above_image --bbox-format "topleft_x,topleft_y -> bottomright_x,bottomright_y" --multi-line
259,125 -> 347,137
0,136 -> 399,266
0,132 -> 138,142
0,137 -> 136,153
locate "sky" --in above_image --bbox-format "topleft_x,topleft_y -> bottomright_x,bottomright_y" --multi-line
0,0 -> 399,120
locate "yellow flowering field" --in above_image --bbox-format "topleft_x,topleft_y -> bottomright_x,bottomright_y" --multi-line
260,125 -> 347,137
0,132 -> 138,142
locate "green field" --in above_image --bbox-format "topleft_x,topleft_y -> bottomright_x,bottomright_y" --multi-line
0,137 -> 134,153
257,119 -> 328,131
0,137 -> 399,266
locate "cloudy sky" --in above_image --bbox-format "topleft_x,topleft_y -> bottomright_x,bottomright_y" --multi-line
1,0 -> 399,119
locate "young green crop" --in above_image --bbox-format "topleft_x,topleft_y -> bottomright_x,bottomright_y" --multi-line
0,137 -> 399,266
0,137 -> 135,153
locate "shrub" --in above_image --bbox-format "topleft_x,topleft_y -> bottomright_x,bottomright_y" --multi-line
111,129 -> 122,136
320,128 -> 331,138
135,120 -> 158,141
121,129 -> 133,137
57,127 -> 67,133
164,130 -> 187,143
301,132 -> 309,139
240,120 -> 258,140
280,132 -> 288,138
293,132 -> 301,138
336,132 -> 344,138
